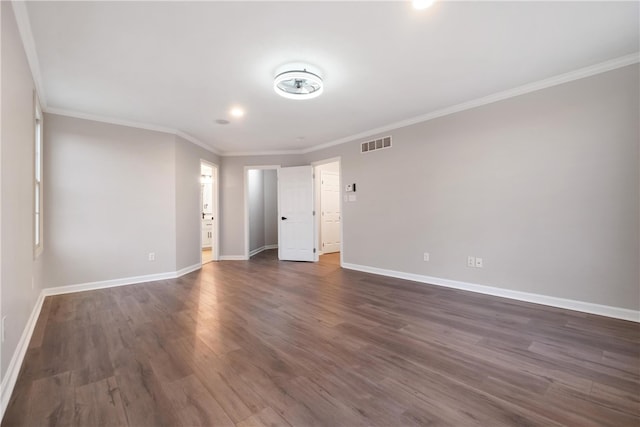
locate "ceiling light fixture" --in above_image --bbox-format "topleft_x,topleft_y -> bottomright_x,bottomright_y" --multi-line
412,0 -> 435,10
230,107 -> 245,117
274,69 -> 323,100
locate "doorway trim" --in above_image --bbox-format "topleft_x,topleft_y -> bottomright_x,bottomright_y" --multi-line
311,157 -> 343,267
200,160 -> 219,264
244,165 -> 280,260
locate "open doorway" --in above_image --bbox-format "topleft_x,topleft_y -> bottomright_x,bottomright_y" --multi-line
244,165 -> 279,260
200,161 -> 218,264
313,158 -> 342,264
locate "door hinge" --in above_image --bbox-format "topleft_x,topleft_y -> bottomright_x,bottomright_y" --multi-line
313,210 -> 316,216
313,248 -> 316,253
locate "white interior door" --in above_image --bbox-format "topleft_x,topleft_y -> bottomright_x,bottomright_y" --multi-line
278,165 -> 315,261
321,170 -> 341,254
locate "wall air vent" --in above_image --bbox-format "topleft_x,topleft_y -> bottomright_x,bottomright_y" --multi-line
361,136 -> 392,153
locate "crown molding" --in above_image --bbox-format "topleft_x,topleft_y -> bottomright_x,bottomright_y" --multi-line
12,0 -> 638,160
217,53 -> 639,157
175,130 -> 222,155
45,107 -> 176,133
223,149 -> 303,157
300,52 -> 640,155
11,0 -> 47,107
44,108 -> 220,155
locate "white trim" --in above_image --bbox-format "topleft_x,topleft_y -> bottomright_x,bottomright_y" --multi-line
44,108 -> 220,155
219,255 -> 247,261
11,1 -> 47,107
19,44 -> 636,159
210,53 -> 640,157
175,263 -> 202,277
46,107 -> 177,135
300,53 -> 640,155
0,292 -> 45,420
176,131 -> 222,155
224,150 -> 302,157
342,263 -> 640,323
248,244 -> 278,258
43,265 -> 202,297
10,1 -> 638,160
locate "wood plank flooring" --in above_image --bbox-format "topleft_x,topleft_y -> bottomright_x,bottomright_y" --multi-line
2,250 -> 639,426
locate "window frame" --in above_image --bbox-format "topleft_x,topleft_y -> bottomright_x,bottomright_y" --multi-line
34,93 -> 43,258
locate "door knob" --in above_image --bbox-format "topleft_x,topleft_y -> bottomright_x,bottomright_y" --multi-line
281,216 -> 287,220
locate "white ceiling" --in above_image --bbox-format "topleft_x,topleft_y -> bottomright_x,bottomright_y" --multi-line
22,1 -> 639,155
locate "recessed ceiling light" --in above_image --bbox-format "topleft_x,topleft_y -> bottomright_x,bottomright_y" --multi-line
412,0 -> 435,10
215,119 -> 230,125
230,107 -> 245,117
274,69 -> 323,100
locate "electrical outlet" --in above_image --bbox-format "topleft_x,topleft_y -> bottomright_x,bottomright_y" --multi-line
148,252 -> 155,261
467,256 -> 475,267
475,257 -> 483,268
423,252 -> 429,262
1,316 -> 6,343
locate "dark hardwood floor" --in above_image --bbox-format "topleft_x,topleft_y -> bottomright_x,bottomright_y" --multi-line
3,250 -> 639,426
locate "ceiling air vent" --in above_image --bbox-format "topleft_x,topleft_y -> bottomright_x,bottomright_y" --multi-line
361,136 -> 392,153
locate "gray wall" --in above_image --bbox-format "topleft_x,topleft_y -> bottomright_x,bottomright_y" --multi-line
220,154 -> 304,257
247,169 -> 265,252
175,136 -> 220,269
42,114 -> 177,285
42,116 -> 221,283
0,1 -> 46,382
304,64 -> 639,310
263,170 -> 278,247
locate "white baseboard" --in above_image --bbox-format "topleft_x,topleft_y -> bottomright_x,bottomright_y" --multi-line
0,262 -> 203,421
42,263 -> 202,297
342,263 -> 640,323
219,255 -> 248,261
1,292 -> 45,419
175,263 -> 202,277
248,244 -> 278,258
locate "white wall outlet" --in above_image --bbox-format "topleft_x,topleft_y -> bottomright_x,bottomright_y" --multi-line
1,316 -> 6,343
148,252 -> 155,261
467,256 -> 475,267
423,252 -> 430,262
475,257 -> 483,268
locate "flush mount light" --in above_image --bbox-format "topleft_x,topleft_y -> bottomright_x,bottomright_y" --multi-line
274,69 -> 323,100
413,0 -> 435,9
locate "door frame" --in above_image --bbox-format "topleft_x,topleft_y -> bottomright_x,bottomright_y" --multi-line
200,160 -> 219,264
244,165 -> 280,260
312,157 -> 343,266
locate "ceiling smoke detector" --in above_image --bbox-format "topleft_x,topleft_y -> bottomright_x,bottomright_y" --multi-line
274,69 -> 323,100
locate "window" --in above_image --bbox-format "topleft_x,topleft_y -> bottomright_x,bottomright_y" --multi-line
34,95 -> 43,257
